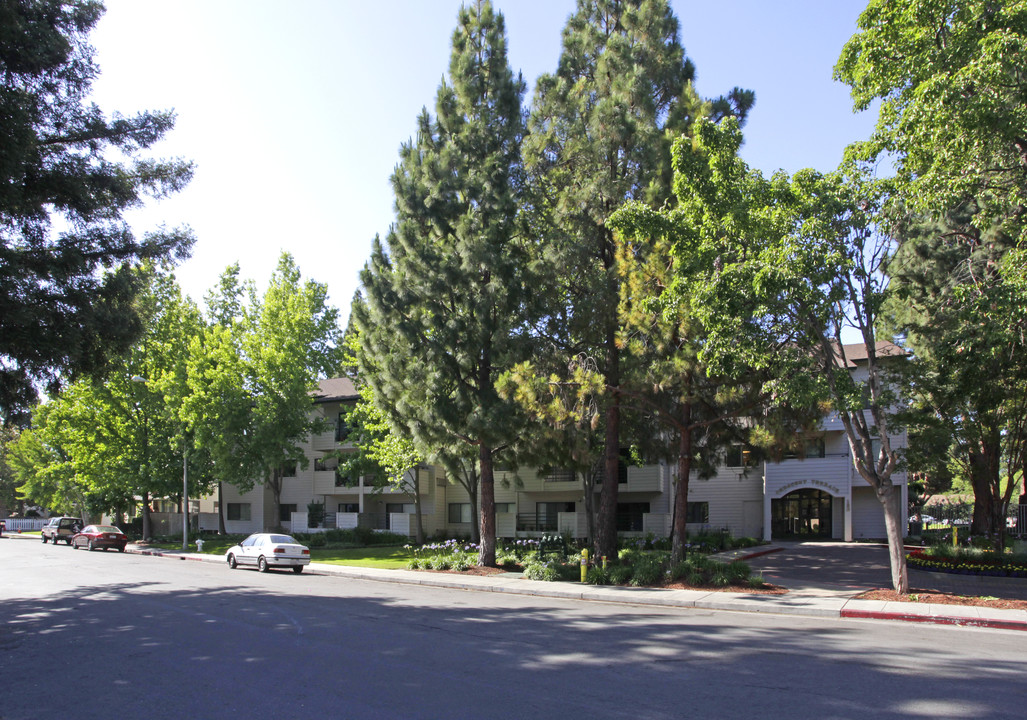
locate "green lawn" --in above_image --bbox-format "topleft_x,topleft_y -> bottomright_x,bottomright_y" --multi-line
143,538 -> 415,569
312,546 -> 414,568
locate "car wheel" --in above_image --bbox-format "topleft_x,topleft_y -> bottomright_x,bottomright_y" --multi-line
72,540 -> 78,550
88,540 -> 95,551
257,556 -> 268,573
103,546 -> 109,552
292,566 -> 303,574
41,534 -> 47,543
227,553 -> 237,569
118,545 -> 125,553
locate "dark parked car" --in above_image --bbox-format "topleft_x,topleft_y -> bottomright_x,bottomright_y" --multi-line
71,525 -> 128,552
41,516 -> 81,545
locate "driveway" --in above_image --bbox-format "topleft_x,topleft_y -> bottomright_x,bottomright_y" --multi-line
744,541 -> 1027,600
744,541 -> 893,597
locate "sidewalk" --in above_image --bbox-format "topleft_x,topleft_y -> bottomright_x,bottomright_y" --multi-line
117,538 -> 1026,632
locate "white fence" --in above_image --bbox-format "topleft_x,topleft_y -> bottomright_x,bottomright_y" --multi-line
1,518 -> 46,532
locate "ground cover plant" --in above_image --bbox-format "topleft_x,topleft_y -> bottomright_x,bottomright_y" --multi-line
404,532 -> 772,591
907,544 -> 1027,578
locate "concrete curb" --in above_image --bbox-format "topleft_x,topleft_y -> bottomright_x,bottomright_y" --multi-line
13,533 -> 1025,631
121,541 -> 1027,631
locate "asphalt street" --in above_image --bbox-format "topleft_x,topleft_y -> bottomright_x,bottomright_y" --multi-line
1,537 -> 1025,720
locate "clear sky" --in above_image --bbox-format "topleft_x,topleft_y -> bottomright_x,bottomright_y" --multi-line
89,0 -> 877,322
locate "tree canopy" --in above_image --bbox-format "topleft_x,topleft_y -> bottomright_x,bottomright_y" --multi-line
0,0 -> 195,424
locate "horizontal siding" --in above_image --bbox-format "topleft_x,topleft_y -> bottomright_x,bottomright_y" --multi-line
626,465 -> 660,492
765,457 -> 851,497
687,471 -> 764,536
852,487 -> 886,539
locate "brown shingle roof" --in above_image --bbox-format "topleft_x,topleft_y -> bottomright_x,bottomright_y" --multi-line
313,377 -> 359,403
833,341 -> 906,368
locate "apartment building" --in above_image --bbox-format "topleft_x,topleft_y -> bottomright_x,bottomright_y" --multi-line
221,342 -> 907,542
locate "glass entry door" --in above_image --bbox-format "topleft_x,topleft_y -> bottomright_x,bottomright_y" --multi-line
771,489 -> 833,538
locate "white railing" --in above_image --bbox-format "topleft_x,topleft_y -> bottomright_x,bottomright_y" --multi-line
1,518 -> 46,531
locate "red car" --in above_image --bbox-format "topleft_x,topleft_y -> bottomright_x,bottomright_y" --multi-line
71,525 -> 128,552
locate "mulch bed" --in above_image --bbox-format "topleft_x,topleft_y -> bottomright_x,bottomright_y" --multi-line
855,588 -> 1027,611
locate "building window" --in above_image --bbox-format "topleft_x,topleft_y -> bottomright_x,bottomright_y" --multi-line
448,503 -> 472,524
685,501 -> 709,524
279,503 -> 297,522
784,437 -> 826,460
495,503 -> 513,514
725,444 -> 758,468
615,502 -> 650,531
336,412 -> 350,442
338,503 -> 358,513
544,468 -> 575,483
226,503 -> 251,521
315,456 -> 339,472
596,450 -> 631,484
536,501 -> 575,531
335,471 -> 357,488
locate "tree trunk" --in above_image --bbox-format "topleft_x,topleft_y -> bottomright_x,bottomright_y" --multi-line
478,445 -> 496,567
413,477 -> 425,544
583,468 -> 597,546
217,482 -> 226,534
968,444 -> 999,536
596,397 -> 620,563
468,481 -> 480,545
268,467 -> 283,532
671,412 -> 693,564
141,492 -> 152,540
879,482 -> 909,593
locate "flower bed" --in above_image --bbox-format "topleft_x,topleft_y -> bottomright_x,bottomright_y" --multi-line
906,548 -> 1027,578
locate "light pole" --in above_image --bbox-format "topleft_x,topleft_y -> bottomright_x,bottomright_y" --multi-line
132,375 -> 189,551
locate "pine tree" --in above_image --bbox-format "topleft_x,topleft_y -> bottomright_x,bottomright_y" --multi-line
355,0 -> 529,566
523,0 -> 753,560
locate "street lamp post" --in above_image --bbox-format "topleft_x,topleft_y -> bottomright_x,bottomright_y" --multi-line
132,375 -> 188,551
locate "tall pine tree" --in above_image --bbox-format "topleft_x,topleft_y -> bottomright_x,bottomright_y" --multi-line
355,0 -> 530,567
523,0 -> 753,560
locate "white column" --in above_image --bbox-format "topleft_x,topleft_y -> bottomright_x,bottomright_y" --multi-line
762,475 -> 772,542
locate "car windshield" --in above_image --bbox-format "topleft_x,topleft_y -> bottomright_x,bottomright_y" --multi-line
269,534 -> 297,544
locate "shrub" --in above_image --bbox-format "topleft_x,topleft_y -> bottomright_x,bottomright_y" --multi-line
685,571 -> 705,587
352,526 -> 375,546
306,533 -> 327,548
496,552 -> 520,569
450,555 -> 473,572
709,569 -> 731,587
727,560 -> 751,584
428,555 -> 451,571
748,574 -> 767,589
609,565 -> 634,585
586,566 -> 611,585
630,556 -> 666,587
523,560 -> 561,582
668,560 -> 691,582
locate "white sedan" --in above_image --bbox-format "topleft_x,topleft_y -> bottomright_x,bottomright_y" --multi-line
226,533 -> 311,574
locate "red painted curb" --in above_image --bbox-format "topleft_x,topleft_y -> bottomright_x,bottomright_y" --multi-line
841,609 -> 1027,631
739,547 -> 785,561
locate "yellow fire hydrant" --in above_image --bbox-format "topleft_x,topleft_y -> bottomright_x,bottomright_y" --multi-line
580,549 -> 589,582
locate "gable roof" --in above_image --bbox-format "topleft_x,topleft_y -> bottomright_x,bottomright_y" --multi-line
313,377 -> 359,403
834,341 -> 906,368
